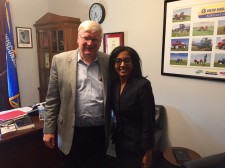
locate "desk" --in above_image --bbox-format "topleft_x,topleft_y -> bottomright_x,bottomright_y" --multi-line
163,147 -> 201,168
0,115 -> 61,168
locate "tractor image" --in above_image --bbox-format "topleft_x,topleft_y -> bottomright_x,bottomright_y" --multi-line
217,39 -> 225,50
172,40 -> 186,49
192,38 -> 212,49
173,24 -> 190,33
218,58 -> 225,64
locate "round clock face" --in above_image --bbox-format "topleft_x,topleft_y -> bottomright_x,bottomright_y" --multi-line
89,3 -> 105,24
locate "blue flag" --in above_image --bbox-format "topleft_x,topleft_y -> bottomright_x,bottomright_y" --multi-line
5,0 -> 20,108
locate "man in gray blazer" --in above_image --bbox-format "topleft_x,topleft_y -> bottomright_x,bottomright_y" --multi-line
43,20 -> 110,168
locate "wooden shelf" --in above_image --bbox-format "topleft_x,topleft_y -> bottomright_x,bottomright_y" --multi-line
34,13 -> 81,102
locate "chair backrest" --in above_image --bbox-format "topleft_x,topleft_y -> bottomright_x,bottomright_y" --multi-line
182,152 -> 225,168
155,105 -> 165,129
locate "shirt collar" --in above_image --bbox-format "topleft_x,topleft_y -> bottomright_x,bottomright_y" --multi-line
77,50 -> 99,63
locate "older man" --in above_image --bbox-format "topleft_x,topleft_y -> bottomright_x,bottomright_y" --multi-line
43,20 -> 110,168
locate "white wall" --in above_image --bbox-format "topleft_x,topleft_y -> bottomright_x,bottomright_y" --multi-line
10,0 -> 48,106
11,0 -> 225,157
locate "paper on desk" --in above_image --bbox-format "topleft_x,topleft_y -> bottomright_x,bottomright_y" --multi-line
0,124 -> 16,135
0,108 -> 28,121
0,107 -> 32,114
0,110 -> 26,121
18,107 -> 33,112
0,107 -> 33,121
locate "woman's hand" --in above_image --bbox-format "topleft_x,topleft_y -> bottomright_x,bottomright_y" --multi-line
141,149 -> 153,168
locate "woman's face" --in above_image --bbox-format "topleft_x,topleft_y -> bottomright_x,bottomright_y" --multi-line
114,50 -> 133,80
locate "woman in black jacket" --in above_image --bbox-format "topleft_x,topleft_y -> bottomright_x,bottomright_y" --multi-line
109,46 -> 155,168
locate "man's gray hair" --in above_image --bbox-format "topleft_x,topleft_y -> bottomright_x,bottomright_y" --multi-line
78,20 -> 103,38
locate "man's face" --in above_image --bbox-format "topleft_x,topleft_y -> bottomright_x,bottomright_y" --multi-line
77,31 -> 101,58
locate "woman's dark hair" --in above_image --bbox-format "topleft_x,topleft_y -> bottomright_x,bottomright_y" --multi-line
109,46 -> 143,80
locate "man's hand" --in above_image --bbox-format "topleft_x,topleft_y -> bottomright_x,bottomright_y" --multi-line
43,133 -> 55,149
141,149 -> 153,168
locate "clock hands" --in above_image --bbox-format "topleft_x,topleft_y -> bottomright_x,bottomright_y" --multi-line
89,3 -> 105,24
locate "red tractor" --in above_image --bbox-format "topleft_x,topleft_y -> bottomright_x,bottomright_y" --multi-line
172,40 -> 186,49
217,39 -> 225,50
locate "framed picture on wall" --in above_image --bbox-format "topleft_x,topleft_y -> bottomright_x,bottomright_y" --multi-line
161,0 -> 225,81
16,27 -> 33,48
103,32 -> 124,54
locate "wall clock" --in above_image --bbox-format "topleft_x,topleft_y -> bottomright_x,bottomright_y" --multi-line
89,3 -> 105,24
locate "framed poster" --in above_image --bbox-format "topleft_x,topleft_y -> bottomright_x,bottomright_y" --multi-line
162,0 -> 225,81
103,32 -> 124,54
16,27 -> 33,48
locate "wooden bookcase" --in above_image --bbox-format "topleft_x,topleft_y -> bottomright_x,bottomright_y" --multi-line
34,13 -> 81,102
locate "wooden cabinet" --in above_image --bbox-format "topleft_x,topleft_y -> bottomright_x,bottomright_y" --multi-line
34,13 -> 81,102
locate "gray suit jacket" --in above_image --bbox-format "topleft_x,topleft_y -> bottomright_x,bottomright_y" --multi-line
44,49 -> 110,155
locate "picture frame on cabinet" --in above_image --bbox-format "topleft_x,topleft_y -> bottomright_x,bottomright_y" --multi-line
16,27 -> 33,48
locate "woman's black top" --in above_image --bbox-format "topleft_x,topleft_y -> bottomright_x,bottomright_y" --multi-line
111,77 -> 155,152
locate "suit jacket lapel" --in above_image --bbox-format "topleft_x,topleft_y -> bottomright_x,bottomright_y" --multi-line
68,50 -> 77,98
98,53 -> 108,103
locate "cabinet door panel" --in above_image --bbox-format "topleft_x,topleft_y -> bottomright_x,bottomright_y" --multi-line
51,31 -> 57,52
58,30 -> 64,51
35,13 -> 80,102
39,31 -> 49,49
38,51 -> 50,101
